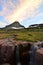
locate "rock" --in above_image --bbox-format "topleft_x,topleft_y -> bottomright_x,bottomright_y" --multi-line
35,48 -> 43,65
1,63 -> 10,65
0,39 -> 31,65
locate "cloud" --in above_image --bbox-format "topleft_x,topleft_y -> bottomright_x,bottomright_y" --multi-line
0,21 -> 6,27
0,0 -> 43,24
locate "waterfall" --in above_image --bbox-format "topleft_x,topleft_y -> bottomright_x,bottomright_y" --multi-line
16,45 -> 21,65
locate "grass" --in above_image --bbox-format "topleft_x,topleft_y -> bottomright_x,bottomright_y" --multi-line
0,27 -> 43,42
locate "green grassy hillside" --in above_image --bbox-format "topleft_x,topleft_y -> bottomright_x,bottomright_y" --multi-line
0,27 -> 43,42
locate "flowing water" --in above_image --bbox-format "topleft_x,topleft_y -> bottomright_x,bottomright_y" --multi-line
16,45 -> 21,65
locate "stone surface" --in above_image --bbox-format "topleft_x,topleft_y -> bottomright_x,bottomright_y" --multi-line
1,63 -> 10,65
0,38 -> 31,65
35,48 -> 43,65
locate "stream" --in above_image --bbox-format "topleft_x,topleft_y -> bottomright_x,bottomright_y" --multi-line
0,39 -> 43,65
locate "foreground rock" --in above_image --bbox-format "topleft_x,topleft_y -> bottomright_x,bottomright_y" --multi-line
35,48 -> 43,65
0,38 -> 31,65
1,63 -> 10,65
0,38 -> 43,65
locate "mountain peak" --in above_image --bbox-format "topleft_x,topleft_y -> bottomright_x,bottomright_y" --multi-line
5,21 -> 25,29
13,21 -> 19,23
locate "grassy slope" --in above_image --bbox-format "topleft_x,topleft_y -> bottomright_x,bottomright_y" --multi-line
0,27 -> 43,42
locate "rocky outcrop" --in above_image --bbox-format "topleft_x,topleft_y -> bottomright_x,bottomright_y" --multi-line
35,48 -> 43,65
29,23 -> 43,28
0,39 -> 31,65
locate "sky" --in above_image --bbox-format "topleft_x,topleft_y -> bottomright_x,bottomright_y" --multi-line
0,0 -> 43,28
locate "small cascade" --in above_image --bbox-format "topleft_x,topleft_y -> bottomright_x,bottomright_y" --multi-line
16,45 -> 21,65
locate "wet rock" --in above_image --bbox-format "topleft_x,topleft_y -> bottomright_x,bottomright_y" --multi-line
0,39 -> 31,65
35,48 -> 43,65
1,63 -> 10,65
0,39 -> 15,65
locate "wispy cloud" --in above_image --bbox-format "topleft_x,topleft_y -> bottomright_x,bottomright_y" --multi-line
0,21 -> 7,27
6,0 -> 43,23
0,0 -> 43,24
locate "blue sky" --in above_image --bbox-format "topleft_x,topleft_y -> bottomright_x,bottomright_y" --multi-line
0,0 -> 43,28
0,5 -> 2,11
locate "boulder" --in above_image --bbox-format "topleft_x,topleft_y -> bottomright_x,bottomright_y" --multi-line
0,39 -> 31,65
35,48 -> 43,65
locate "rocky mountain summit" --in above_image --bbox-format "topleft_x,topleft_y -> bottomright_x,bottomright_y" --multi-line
5,21 -> 25,29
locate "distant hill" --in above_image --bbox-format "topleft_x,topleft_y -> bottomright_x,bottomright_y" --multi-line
29,23 -> 43,28
5,21 -> 25,29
